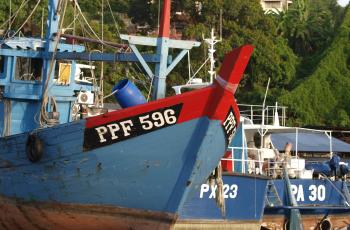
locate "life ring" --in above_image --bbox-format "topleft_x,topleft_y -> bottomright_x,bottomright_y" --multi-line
26,134 -> 44,162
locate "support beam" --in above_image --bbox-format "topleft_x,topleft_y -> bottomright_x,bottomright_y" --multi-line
163,49 -> 188,77
55,52 -> 169,64
120,34 -> 200,49
60,34 -> 128,49
129,44 -> 154,79
0,49 -> 171,64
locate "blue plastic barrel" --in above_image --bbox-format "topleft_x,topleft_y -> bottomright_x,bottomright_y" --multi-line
113,79 -> 146,108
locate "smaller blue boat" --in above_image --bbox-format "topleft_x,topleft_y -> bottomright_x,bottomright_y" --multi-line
236,104 -> 350,230
177,103 -> 350,230
176,123 -> 269,230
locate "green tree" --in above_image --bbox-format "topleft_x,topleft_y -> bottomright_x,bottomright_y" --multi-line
273,0 -> 343,56
179,0 -> 298,104
280,6 -> 350,127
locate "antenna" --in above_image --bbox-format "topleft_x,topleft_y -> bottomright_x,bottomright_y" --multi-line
259,77 -> 271,153
262,77 -> 271,117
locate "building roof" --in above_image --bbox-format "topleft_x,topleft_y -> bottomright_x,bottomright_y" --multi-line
271,132 -> 350,153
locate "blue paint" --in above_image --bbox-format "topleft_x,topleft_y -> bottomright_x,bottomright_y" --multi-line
0,117 -> 226,213
230,124 -> 248,173
265,179 -> 350,215
153,37 -> 170,99
0,102 -> 3,134
179,174 -> 268,221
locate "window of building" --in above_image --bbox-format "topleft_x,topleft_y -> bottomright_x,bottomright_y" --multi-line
14,57 -> 43,81
265,1 -> 282,9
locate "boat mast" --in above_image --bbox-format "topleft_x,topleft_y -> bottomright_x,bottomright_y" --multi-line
205,28 -> 221,84
120,0 -> 200,101
38,0 -> 61,126
152,0 -> 171,100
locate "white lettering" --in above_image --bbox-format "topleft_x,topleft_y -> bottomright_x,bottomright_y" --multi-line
296,185 -> 304,202
209,185 -> 217,199
139,114 -> 153,130
229,184 -> 238,198
223,184 -> 229,198
107,124 -> 120,140
200,184 -> 239,199
95,126 -> 108,143
152,112 -> 165,127
164,109 -> 177,124
309,185 -> 326,201
200,184 -> 209,198
120,120 -> 134,136
223,111 -> 236,133
318,185 -> 326,201
291,184 -> 298,197
309,185 -> 317,201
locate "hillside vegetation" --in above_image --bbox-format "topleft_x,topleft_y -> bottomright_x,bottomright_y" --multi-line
0,0 -> 349,127
280,7 -> 350,127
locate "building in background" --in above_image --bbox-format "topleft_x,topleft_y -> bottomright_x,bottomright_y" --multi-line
261,0 -> 293,13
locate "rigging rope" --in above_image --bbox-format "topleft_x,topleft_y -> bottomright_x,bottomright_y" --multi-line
0,0 -> 42,46
39,0 -> 68,127
72,0 -> 120,50
106,0 -> 121,39
186,57 -> 210,84
100,0 -> 105,107
213,162 -> 226,217
2,99 -> 12,137
0,0 -> 29,31
8,0 -> 42,39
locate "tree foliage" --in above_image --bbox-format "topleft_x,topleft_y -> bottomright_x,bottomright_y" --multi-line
280,6 -> 350,127
177,0 -> 298,104
0,0 -> 349,127
273,0 -> 343,56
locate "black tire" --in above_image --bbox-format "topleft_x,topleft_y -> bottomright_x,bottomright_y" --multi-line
320,219 -> 332,230
26,134 -> 44,163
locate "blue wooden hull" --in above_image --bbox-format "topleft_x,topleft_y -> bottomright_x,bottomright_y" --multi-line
176,174 -> 269,229
0,117 -> 225,216
265,179 -> 350,215
263,179 -> 350,229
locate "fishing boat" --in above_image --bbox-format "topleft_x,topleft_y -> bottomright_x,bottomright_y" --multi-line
173,32 -> 269,230
230,104 -> 350,230
177,102 -> 350,230
0,0 -> 254,229
175,123 -> 269,230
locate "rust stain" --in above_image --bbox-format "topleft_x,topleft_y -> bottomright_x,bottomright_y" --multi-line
0,159 -> 13,168
0,196 -> 176,230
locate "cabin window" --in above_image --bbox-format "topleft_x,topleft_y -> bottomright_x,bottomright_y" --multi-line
14,57 -> 43,81
0,56 -> 4,74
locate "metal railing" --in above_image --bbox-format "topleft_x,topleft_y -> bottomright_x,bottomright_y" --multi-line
222,146 -> 305,177
238,104 -> 287,126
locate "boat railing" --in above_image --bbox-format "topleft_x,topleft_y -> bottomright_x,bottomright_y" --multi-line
222,146 -> 276,175
223,146 -> 312,178
238,103 -> 287,126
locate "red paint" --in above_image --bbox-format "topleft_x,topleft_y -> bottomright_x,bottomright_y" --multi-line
158,0 -> 171,38
86,45 -> 254,129
221,151 -> 233,172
